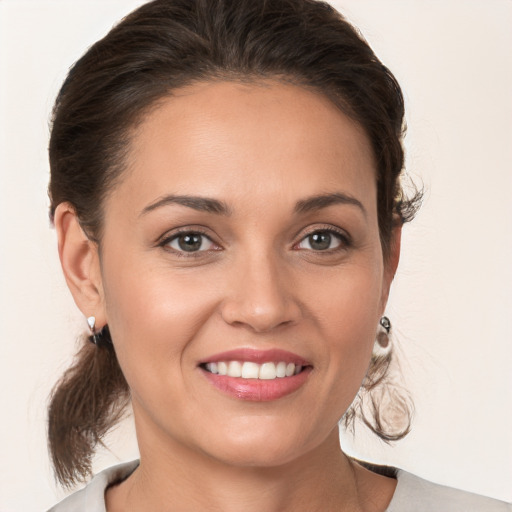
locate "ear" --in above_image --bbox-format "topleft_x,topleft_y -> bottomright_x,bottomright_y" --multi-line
54,203 -> 107,328
380,222 -> 402,310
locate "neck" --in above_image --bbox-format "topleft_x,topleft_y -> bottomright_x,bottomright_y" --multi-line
107,426 -> 395,512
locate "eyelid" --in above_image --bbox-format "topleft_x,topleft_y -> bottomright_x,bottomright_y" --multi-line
156,224 -> 350,256
294,224 -> 351,247
157,226 -> 221,255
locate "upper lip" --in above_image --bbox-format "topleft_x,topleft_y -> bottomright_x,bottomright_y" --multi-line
199,348 -> 311,366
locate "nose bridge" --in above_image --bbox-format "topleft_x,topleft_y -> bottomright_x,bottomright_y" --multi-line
221,244 -> 300,332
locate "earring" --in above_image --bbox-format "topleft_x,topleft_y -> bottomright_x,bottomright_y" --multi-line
87,316 -> 99,345
87,316 -> 96,332
86,316 -> 112,347
374,316 -> 392,355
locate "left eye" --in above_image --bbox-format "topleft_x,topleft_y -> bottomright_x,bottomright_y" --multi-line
297,230 -> 344,251
166,232 -> 216,252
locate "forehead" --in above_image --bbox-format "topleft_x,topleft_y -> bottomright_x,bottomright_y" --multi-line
116,80 -> 376,215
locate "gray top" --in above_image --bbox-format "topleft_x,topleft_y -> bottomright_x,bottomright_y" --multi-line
48,460 -> 511,512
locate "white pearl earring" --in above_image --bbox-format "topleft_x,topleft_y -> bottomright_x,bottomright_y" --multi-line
87,316 -> 96,333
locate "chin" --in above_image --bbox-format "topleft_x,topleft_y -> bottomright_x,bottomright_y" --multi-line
209,441 -> 304,469
197,418 -> 322,469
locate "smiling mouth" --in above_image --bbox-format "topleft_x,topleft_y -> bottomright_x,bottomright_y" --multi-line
201,361 -> 305,380
199,349 -> 312,400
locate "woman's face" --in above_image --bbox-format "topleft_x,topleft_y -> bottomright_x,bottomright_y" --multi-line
96,80 -> 398,467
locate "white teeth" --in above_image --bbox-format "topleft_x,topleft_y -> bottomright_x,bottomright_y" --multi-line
227,361 -> 242,377
259,362 -> 277,380
276,361 -> 287,378
217,361 -> 228,376
204,360 -> 305,379
206,362 -> 218,374
241,361 -> 260,379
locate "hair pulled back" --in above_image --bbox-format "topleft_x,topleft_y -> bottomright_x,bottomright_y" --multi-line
48,0 -> 420,486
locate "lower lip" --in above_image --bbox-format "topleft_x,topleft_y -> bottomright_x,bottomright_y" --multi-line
201,367 -> 312,401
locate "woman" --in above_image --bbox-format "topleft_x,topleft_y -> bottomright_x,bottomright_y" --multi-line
43,0 -> 510,510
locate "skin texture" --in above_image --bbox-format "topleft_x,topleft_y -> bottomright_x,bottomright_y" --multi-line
55,81 -> 401,511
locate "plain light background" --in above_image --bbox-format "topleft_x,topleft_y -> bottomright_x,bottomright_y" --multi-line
0,0 -> 511,510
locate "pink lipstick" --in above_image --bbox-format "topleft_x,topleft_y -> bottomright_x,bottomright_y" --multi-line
199,348 -> 312,401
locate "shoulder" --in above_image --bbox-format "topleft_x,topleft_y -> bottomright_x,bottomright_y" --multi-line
388,470 -> 512,512
46,460 -> 139,512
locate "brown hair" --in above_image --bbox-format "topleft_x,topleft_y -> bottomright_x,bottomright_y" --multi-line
48,0 -> 421,486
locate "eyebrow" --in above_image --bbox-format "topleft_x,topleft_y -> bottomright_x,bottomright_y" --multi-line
140,192 -> 366,218
294,192 -> 367,217
140,195 -> 231,217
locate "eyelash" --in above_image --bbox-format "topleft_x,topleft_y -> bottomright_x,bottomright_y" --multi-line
158,227 -> 217,258
158,225 -> 351,257
295,226 -> 351,253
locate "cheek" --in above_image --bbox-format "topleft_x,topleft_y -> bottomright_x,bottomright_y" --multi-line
307,261 -> 384,387
312,261 -> 383,337
101,261 -> 224,435
101,256 -> 220,380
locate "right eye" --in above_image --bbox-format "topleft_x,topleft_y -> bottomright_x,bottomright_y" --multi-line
164,232 -> 217,253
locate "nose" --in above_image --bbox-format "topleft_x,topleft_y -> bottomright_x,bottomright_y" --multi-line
220,251 -> 302,333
